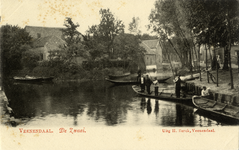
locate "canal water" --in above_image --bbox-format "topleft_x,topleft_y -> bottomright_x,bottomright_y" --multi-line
2,80 -> 233,127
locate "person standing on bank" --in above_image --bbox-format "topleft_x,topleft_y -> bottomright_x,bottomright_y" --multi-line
174,75 -> 181,98
145,75 -> 152,95
140,74 -> 145,92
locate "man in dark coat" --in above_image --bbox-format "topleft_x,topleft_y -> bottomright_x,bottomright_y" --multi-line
175,76 -> 181,98
145,75 -> 152,94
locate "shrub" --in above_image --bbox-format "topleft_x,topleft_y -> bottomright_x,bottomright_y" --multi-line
21,51 -> 40,70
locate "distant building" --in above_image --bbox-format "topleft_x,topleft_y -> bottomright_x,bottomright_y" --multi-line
30,35 -> 65,60
25,26 -> 85,64
200,45 -> 239,65
25,26 -> 65,39
140,39 -> 162,72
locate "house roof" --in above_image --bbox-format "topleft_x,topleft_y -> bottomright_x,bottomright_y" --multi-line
140,39 -> 159,54
25,26 -> 66,39
33,35 -> 65,48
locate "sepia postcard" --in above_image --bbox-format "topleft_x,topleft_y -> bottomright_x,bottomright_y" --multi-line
1,0 -> 239,149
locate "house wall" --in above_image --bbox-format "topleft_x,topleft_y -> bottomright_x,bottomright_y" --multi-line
200,45 -> 239,65
29,47 -> 47,60
144,54 -> 156,66
155,43 -> 163,70
73,56 -> 86,66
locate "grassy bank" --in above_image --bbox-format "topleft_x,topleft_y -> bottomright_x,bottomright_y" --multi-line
187,69 -> 239,96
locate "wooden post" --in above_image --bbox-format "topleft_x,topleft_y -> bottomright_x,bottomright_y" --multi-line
236,50 -> 239,86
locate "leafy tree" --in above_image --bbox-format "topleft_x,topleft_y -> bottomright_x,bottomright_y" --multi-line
182,0 -> 239,88
87,9 -> 125,58
128,17 -> 141,35
21,50 -> 40,70
1,25 -> 33,78
148,0 -> 195,72
61,17 -> 88,62
139,34 -> 158,40
113,33 -> 146,69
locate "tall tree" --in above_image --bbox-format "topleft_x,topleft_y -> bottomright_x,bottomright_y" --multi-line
113,33 -> 146,70
183,0 -> 239,88
1,25 -> 33,78
61,17 -> 88,62
87,9 -> 125,58
148,0 -> 196,72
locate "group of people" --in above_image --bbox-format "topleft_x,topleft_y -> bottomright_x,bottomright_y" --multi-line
137,69 -> 210,98
136,70 -> 159,95
174,76 -> 210,98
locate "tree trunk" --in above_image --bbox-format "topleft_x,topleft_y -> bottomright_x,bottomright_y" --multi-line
198,44 -> 201,81
226,1 -> 234,89
205,44 -> 209,83
222,46 -> 229,70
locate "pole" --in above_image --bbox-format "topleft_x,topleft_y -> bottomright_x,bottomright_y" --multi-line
205,44 -> 209,83
198,44 -> 201,81
237,51 -> 239,86
216,57 -> 218,87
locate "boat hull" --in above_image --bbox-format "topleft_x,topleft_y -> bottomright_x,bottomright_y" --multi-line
192,96 -> 239,124
105,78 -> 138,85
13,76 -> 54,83
106,77 -> 171,85
108,73 -> 131,80
132,85 -> 192,104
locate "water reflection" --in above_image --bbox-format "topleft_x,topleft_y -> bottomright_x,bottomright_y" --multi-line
2,80 -> 234,127
154,100 -> 159,116
146,99 -> 152,115
140,98 -> 146,113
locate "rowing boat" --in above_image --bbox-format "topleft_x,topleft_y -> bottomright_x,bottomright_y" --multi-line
108,73 -> 131,80
105,78 -> 138,85
132,85 -> 192,103
106,77 -> 171,85
13,76 -> 54,82
13,76 -> 43,82
192,96 -> 239,123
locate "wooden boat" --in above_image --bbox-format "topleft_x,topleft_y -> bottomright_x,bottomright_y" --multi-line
13,76 -> 43,82
13,76 -> 54,82
157,77 -> 171,83
132,85 -> 192,103
179,73 -> 200,82
106,76 -> 171,85
192,96 -> 239,123
105,78 -> 138,85
108,73 -> 131,80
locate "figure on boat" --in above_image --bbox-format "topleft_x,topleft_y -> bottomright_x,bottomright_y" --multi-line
140,74 -> 145,92
174,76 -> 182,98
145,75 -> 152,95
152,77 -> 159,96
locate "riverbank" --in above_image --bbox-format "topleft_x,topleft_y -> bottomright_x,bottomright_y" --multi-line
186,68 -> 239,106
187,69 -> 239,96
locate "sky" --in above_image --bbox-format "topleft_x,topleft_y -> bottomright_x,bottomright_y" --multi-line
1,0 -> 156,34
